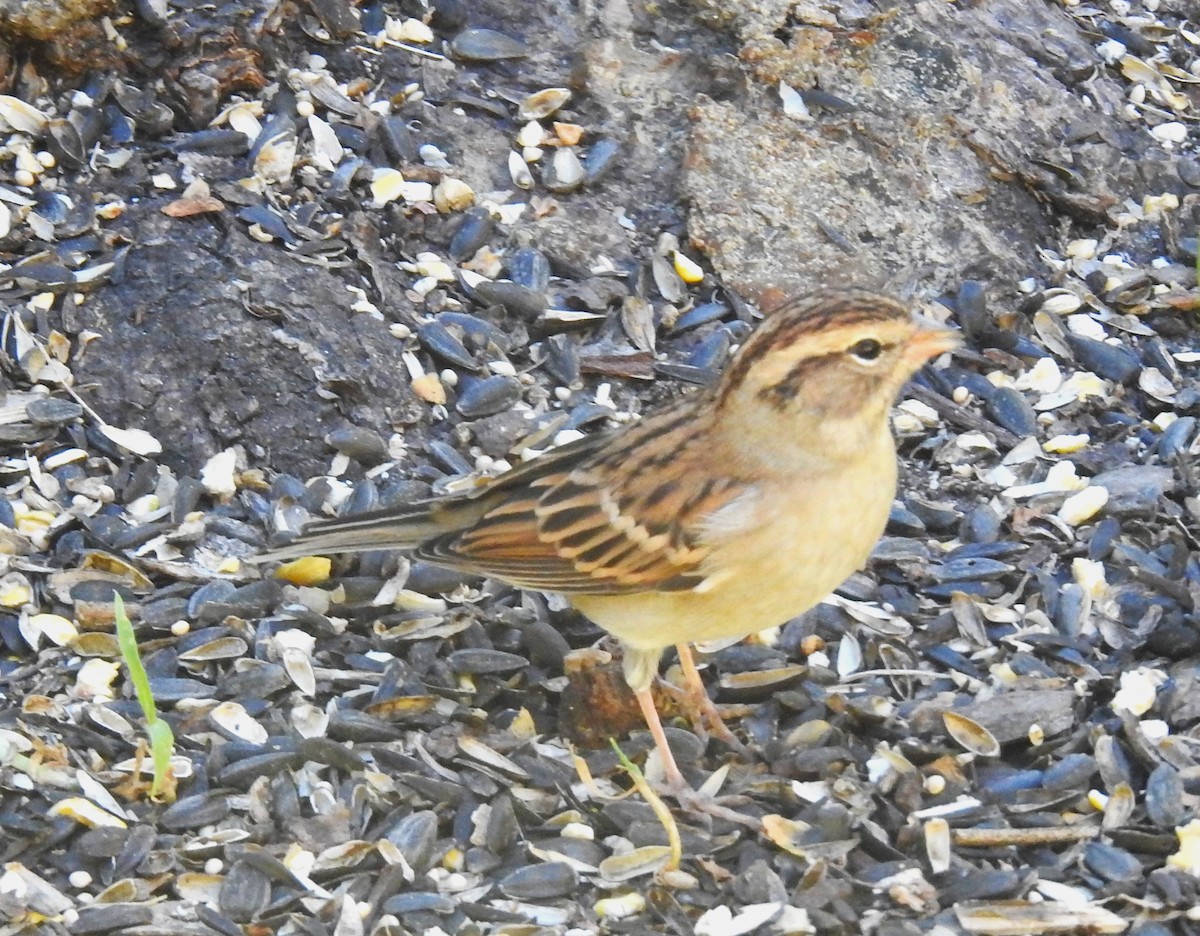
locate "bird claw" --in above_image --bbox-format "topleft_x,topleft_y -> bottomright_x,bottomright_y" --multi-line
659,777 -> 762,830
659,678 -> 752,759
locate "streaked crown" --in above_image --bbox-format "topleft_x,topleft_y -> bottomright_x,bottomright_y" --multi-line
717,289 -> 958,418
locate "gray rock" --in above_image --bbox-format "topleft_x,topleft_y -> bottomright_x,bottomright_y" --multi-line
685,0 -> 1155,297
470,409 -> 538,457
73,219 -> 423,478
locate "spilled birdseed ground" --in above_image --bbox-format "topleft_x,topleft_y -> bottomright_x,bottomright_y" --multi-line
3,1 -> 1200,935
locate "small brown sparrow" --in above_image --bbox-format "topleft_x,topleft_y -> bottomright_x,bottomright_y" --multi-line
261,289 -> 959,793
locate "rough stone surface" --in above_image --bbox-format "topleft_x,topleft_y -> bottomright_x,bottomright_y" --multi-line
911,688 -> 1078,745
683,0 -> 1174,302
0,0 -> 114,41
73,214 -> 424,477
22,0 -> 1180,473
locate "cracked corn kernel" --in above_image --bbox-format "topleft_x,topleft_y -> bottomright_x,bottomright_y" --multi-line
672,250 -> 704,283
1168,819 -> 1200,876
16,509 -> 54,537
1057,485 -> 1108,525
370,168 -> 406,207
0,580 -> 32,607
595,893 -> 646,919
1071,558 -> 1108,599
411,372 -> 446,404
276,556 -> 332,586
1043,433 -> 1088,454
433,177 -> 474,212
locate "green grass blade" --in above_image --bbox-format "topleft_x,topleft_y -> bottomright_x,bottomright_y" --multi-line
113,592 -> 158,725
147,720 -> 175,798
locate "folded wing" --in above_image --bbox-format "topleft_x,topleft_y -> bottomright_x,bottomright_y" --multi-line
418,397 -> 747,595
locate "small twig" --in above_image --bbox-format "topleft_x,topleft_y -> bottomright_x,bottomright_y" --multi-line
952,825 -> 1100,847
907,382 -> 1022,449
378,38 -> 447,60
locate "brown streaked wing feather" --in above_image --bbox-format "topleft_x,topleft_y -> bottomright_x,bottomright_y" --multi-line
415,390 -> 746,595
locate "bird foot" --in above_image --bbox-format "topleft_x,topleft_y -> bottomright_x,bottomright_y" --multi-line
657,774 -> 762,830
630,681 -> 759,830
659,679 -> 752,759
648,763 -> 758,830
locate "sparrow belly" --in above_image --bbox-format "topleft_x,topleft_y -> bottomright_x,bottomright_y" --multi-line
574,452 -> 897,652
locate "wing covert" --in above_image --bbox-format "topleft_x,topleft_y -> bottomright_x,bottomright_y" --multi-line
416,427 -> 748,595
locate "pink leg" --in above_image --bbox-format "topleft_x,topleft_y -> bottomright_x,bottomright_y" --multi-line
673,643 -> 750,756
628,657 -> 760,829
634,685 -> 689,792
635,682 -> 760,828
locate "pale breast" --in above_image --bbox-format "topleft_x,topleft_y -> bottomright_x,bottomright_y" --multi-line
575,446 -> 897,652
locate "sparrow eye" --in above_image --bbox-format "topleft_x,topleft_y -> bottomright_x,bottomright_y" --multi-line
849,338 -> 883,362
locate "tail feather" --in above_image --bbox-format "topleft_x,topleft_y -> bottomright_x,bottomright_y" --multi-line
249,501 -> 464,564
250,430 -> 616,565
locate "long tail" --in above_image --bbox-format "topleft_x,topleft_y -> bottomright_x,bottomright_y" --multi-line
251,431 -> 608,564
249,500 -> 469,563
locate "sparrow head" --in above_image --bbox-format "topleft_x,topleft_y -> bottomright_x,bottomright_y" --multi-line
716,289 -> 961,457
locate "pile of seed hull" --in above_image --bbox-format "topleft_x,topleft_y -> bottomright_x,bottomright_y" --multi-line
2,2 -> 1200,935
